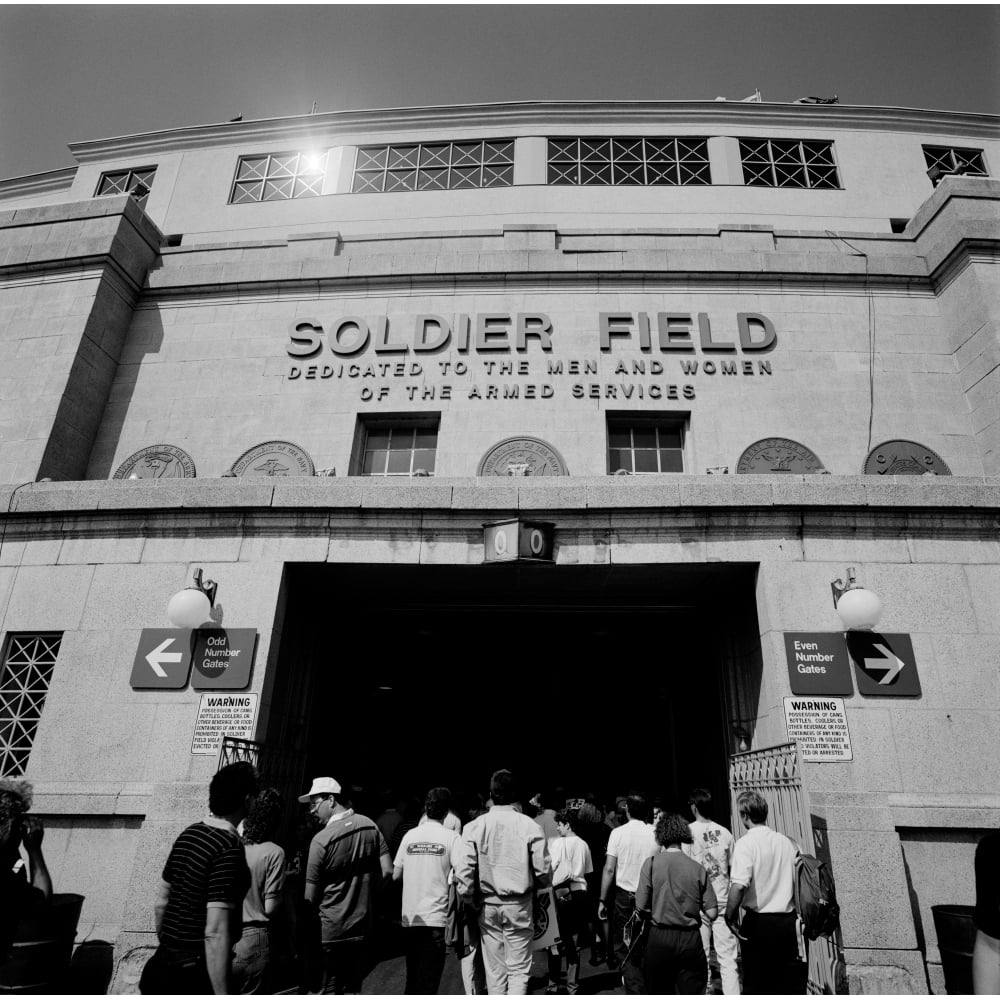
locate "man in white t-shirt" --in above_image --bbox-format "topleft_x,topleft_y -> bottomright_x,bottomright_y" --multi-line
684,788 -> 740,995
725,790 -> 806,995
597,794 -> 658,994
393,786 -> 462,994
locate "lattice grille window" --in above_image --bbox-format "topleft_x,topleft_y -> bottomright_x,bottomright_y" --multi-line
923,145 -> 988,184
607,417 -> 685,474
0,634 -> 61,777
352,141 -> 514,193
229,151 -> 328,204
548,137 -> 711,185
95,167 -> 156,210
358,420 -> 438,476
739,139 -> 840,189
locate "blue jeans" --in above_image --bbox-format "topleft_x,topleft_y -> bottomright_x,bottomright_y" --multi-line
612,888 -> 645,994
232,924 -> 270,993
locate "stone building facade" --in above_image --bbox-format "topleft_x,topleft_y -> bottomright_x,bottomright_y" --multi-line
1,101 -> 998,992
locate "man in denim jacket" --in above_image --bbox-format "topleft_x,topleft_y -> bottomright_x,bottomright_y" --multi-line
454,770 -> 551,995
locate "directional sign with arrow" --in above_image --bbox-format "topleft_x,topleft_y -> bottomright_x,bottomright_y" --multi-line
130,629 -> 194,689
846,632 -> 921,697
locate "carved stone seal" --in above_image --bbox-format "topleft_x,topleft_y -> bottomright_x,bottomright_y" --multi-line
230,440 -> 315,477
478,437 -> 568,477
863,440 -> 951,476
113,444 -> 196,480
736,438 -> 826,474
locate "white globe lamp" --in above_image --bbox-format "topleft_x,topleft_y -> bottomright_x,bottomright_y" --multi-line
834,586 -> 883,631
167,568 -> 217,628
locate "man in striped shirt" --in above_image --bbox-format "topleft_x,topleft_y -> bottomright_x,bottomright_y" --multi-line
139,762 -> 258,994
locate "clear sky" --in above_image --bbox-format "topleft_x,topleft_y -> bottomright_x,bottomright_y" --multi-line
1,3 -> 998,180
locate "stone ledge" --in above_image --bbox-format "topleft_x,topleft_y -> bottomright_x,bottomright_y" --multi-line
2,475 -> 999,519
31,781 -> 152,816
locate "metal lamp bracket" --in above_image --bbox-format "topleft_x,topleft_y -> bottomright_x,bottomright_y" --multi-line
830,566 -> 856,608
193,567 -> 218,606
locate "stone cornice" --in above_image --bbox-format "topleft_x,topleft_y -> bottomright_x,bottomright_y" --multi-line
0,166 -> 76,200
63,101 -> 1000,166
1,476 -> 997,525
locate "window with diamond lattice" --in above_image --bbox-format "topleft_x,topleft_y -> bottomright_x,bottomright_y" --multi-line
739,139 -> 840,189
229,151 -> 328,204
95,167 -> 156,210
0,634 -> 61,777
547,137 -> 711,186
923,146 -> 988,185
352,141 -> 514,193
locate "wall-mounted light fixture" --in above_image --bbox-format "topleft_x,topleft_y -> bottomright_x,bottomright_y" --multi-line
831,566 -> 883,631
167,567 -> 218,628
732,725 -> 750,753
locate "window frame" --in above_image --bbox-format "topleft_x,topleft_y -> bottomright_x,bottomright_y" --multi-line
351,140 -> 515,194
922,145 -> 989,185
546,136 -> 712,186
0,632 -> 62,777
350,413 -> 441,477
738,138 -> 842,190
228,150 -> 329,205
606,412 -> 688,475
94,166 -> 157,210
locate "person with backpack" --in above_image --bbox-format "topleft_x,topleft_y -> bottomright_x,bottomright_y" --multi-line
725,790 -> 807,995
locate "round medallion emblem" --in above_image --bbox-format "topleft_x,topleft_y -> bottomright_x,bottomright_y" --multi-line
477,437 -> 568,477
863,440 -> 951,476
736,438 -> 826,474
113,444 -> 196,480
230,440 -> 315,477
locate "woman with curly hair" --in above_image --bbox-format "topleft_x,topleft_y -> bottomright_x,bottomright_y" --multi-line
232,788 -> 287,993
634,811 -> 718,994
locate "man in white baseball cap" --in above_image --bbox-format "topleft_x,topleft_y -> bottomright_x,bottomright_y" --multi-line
297,777 -> 341,804
299,776 -> 391,993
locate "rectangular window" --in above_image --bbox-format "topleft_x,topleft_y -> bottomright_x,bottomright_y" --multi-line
353,415 -> 439,476
739,138 -> 840,189
95,167 -> 156,210
0,633 -> 61,777
607,415 -> 686,474
229,151 -> 328,204
352,141 -> 514,193
547,137 -> 711,185
923,145 -> 988,184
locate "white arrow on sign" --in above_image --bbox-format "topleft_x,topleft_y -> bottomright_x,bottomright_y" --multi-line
864,642 -> 905,685
146,638 -> 183,678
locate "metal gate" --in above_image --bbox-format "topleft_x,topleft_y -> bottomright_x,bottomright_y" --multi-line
218,735 -> 307,835
729,742 -> 847,994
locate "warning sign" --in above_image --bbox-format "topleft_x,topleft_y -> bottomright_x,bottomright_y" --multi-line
191,693 -> 258,756
782,696 -> 853,762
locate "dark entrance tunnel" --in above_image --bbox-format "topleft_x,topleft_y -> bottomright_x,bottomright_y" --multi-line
264,562 -> 761,826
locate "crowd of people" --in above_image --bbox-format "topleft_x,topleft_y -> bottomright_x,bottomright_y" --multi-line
132,763 -> 822,995
2,764 -> 999,994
